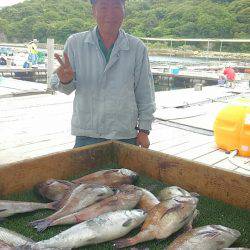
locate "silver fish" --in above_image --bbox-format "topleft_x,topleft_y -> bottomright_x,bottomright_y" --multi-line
31,210 -> 146,249
158,186 -> 198,201
30,183 -> 114,232
0,239 -> 14,249
47,184 -> 143,227
222,249 -> 250,250
115,196 -> 198,248
0,227 -> 34,246
166,225 -> 241,250
0,200 -> 56,219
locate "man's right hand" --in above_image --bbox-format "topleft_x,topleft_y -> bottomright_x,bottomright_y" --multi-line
55,52 -> 74,84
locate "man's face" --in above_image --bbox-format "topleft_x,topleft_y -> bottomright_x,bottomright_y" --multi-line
93,0 -> 125,34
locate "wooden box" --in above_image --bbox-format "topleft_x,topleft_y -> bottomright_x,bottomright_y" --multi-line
0,141 -> 249,210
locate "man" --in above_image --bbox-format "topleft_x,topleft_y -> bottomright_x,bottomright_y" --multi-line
50,0 -> 156,148
27,39 -> 39,66
223,66 -> 236,88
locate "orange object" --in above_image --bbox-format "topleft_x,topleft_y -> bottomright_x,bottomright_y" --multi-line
214,98 -> 250,157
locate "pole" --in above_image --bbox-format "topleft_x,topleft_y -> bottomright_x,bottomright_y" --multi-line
170,40 -> 173,57
219,41 -> 223,61
206,40 -> 210,61
46,38 -> 55,94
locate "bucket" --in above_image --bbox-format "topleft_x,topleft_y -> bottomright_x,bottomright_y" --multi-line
170,68 -> 180,75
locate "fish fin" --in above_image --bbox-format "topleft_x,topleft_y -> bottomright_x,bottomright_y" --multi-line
122,218 -> 133,227
182,221 -> 193,232
216,240 -> 225,246
182,209 -> 199,232
57,180 -> 76,189
0,208 -> 7,212
190,192 -> 200,197
158,203 -> 182,220
179,215 -> 192,226
197,230 -> 220,239
114,238 -> 135,248
114,230 -> 152,248
29,219 -> 52,232
104,169 -> 118,176
49,199 -> 64,210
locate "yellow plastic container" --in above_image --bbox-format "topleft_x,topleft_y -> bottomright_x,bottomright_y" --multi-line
214,98 -> 250,157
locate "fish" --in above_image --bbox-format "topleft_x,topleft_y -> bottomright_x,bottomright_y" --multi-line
30,183 -> 115,232
222,249 -> 250,250
0,200 -> 57,220
138,187 -> 160,212
73,168 -> 138,187
166,225 -> 241,250
0,240 -> 14,249
0,227 -> 34,246
28,210 -> 147,249
158,186 -> 199,201
35,179 -> 74,201
34,169 -> 138,202
46,184 -> 143,227
114,196 -> 198,248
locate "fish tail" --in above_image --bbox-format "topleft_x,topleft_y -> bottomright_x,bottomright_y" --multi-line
29,219 -> 52,232
114,234 -> 144,249
48,200 -> 63,210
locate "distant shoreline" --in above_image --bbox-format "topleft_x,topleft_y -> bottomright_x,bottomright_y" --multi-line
1,42 -> 249,62
148,48 -> 250,61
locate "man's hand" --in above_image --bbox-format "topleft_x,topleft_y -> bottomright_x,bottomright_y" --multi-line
55,52 -> 74,84
136,131 -> 150,148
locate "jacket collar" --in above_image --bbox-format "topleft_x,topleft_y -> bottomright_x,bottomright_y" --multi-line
84,26 -> 129,51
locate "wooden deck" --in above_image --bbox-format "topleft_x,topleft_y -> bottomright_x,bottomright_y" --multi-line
0,80 -> 249,176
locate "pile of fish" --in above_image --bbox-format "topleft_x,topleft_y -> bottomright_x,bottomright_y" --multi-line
0,168 -> 246,250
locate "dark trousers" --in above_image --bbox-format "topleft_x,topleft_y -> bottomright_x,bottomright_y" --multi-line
74,136 -> 137,148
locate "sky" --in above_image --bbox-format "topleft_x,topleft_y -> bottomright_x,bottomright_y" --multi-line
0,0 -> 25,8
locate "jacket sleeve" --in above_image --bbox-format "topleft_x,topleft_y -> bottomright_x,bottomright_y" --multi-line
134,43 -> 156,130
50,35 -> 77,95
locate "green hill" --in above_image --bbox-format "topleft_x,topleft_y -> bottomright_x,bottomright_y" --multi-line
0,0 -> 249,45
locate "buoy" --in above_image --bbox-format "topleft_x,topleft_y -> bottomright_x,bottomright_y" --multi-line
214,98 -> 250,157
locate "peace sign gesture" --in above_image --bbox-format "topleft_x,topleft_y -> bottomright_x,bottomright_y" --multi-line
55,52 -> 74,84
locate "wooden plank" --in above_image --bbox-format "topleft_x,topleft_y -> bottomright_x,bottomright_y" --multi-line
149,127 -> 189,145
0,93 -> 73,110
155,86 -> 235,109
0,134 -> 74,160
0,141 -> 74,165
114,141 -> 250,209
0,141 -> 114,195
214,159 -> 238,171
176,141 -> 217,160
151,140 -> 187,152
194,149 -> 229,165
161,134 -> 214,155
235,168 -> 250,176
0,131 -> 73,149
